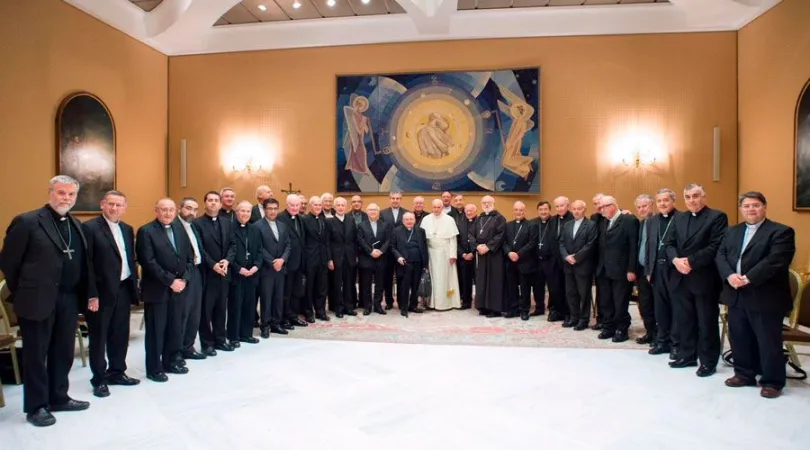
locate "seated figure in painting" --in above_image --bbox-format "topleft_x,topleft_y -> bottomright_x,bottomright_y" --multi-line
417,112 -> 454,159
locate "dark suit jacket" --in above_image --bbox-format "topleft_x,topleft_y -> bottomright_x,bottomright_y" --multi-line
249,204 -> 264,224
642,210 -> 680,278
82,216 -> 138,307
596,213 -> 639,280
136,219 -> 195,303
716,219 -> 795,314
195,214 -> 236,280
0,206 -> 97,320
349,210 -> 370,227
230,222 -> 264,285
664,206 -> 728,294
457,216 -> 476,259
255,219 -> 291,276
302,213 -> 332,268
503,219 -> 537,274
357,220 -> 392,269
550,211 -> 574,260
327,215 -> 358,268
559,218 -> 598,276
448,207 -> 464,224
391,226 -> 429,272
276,210 -> 305,272
380,207 -> 409,228
413,210 -> 428,226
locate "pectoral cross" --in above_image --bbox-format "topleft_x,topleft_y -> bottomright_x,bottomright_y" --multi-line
245,251 -> 251,259
64,248 -> 75,260
539,243 -> 544,249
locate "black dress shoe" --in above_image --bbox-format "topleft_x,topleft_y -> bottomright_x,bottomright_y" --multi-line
182,350 -> 207,360
336,312 -> 344,318
270,325 -> 289,335
504,312 -> 520,319
147,372 -> 169,382
669,358 -> 698,368
290,318 -> 308,327
203,347 -> 217,357
385,303 -> 394,310
530,310 -> 544,316
363,308 -> 371,316
374,307 -> 387,315
670,349 -> 679,361
636,334 -> 655,345
696,365 -> 716,378
93,384 -> 110,398
167,365 -> 189,375
648,344 -> 671,355
547,311 -> 564,322
316,313 -> 331,321
486,311 -> 502,318
591,323 -> 603,331
50,398 -> 91,412
305,316 -> 316,323
261,328 -> 270,339
409,307 -> 425,313
107,373 -> 141,386
176,358 -> 187,367
521,313 -> 530,321
215,342 -> 234,352
460,304 -> 471,310
612,332 -> 629,343
597,330 -> 615,340
561,320 -> 575,328
27,408 -> 56,427
345,309 -> 357,316
240,337 -> 260,344
479,309 -> 489,316
229,340 -> 241,348
573,323 -> 588,331
401,309 -> 409,318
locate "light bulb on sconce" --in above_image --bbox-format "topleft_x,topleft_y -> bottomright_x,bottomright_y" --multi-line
233,158 -> 263,175
622,147 -> 657,169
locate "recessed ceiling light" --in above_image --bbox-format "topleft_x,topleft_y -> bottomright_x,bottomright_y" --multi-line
361,0 -> 370,4
292,1 -> 301,8
258,4 -> 267,11
326,0 -> 336,7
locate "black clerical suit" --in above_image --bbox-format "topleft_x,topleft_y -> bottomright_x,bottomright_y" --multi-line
229,222 -> 263,341
559,218 -> 598,327
595,213 -> 639,338
716,219 -> 795,389
0,205 -> 97,414
195,214 -> 236,349
255,219 -> 291,331
348,209 -> 369,307
590,212 -> 606,327
635,215 -> 656,340
412,210 -> 428,226
531,216 -> 556,316
82,216 -> 138,388
302,212 -> 332,319
504,218 -> 538,316
664,206 -> 728,369
456,215 -> 476,309
136,219 -> 195,376
218,208 -> 236,224
474,210 -> 507,314
391,225 -> 428,313
327,214 -> 359,315
277,210 -> 306,323
548,212 -> 573,319
249,204 -> 264,224
381,206 -> 408,309
644,210 -> 680,352
357,219 -> 392,313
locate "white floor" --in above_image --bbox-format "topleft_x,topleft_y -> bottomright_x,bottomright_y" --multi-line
2,336 -> 809,450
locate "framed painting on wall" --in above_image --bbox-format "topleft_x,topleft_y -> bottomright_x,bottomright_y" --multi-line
56,92 -> 116,214
336,68 -> 541,194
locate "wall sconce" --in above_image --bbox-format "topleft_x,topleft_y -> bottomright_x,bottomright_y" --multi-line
233,157 -> 263,175
622,147 -> 657,169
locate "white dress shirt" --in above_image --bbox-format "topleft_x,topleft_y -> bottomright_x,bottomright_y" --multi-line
180,219 -> 202,265
104,217 -> 131,281
572,218 -> 584,238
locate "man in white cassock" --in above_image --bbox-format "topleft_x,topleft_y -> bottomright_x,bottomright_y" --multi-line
419,199 -> 462,310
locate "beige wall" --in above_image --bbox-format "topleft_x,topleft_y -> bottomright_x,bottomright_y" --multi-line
0,0 -> 168,243
168,32 -> 738,216
739,0 -> 810,270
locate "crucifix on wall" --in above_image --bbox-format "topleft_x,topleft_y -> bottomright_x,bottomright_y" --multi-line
281,182 -> 300,195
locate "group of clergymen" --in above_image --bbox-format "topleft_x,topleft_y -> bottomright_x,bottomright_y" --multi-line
0,176 -> 797,428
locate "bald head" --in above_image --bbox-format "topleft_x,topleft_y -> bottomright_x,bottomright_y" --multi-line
570,200 -> 587,220
285,194 -> 301,216
513,201 -> 526,220
155,198 -> 177,225
413,196 -> 425,212
599,195 -> 619,219
366,203 -> 380,220
464,204 -> 478,219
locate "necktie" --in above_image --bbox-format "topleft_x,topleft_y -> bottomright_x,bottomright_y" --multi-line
166,226 -> 177,252
638,221 -> 647,267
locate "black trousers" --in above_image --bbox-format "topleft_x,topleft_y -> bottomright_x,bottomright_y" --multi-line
283,268 -> 305,320
596,275 -> 632,334
181,267 -> 203,353
672,287 -> 720,367
359,262 -> 385,310
635,268 -> 656,335
18,292 -> 78,413
327,268 -> 337,312
728,306 -> 785,389
306,264 -> 329,316
533,258 -> 564,314
261,270 -> 286,327
565,270 -> 593,325
397,261 -> 423,311
458,258 -> 475,307
144,295 -> 183,375
199,276 -> 228,348
350,265 -> 360,308
383,254 -> 397,307
229,277 -> 258,340
506,263 -> 533,314
330,263 -> 356,313
87,285 -> 132,387
652,264 -> 678,349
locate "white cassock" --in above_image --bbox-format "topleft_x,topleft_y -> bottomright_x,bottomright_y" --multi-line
420,213 -> 461,310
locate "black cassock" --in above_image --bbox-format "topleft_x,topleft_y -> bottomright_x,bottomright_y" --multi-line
473,210 -> 507,312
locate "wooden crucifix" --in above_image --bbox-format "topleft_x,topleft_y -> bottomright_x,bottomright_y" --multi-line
281,182 -> 300,195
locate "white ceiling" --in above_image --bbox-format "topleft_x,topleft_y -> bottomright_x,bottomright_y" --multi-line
65,0 -> 782,55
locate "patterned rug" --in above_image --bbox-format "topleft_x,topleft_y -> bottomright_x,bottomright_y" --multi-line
278,307 -> 652,350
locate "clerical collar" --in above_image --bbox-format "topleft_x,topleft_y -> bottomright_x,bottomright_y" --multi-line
239,223 -> 246,228
690,206 -> 706,217
46,204 -> 68,221
336,214 -> 345,220
205,214 -> 217,221
163,223 -> 171,229
516,219 -> 523,223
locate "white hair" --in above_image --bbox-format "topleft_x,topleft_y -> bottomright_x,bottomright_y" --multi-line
50,175 -> 80,191
286,194 -> 300,205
